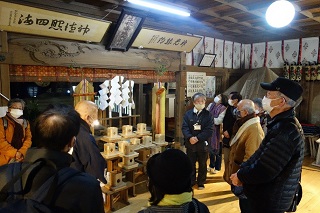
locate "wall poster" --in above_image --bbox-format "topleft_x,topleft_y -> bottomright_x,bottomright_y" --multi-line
186,72 -> 206,97
205,76 -> 216,98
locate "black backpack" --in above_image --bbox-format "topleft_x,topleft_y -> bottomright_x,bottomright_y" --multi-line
0,159 -> 80,213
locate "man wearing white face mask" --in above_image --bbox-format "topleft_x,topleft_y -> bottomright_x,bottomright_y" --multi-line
71,100 -> 107,184
230,77 -> 304,213
182,93 -> 214,190
0,98 -> 32,166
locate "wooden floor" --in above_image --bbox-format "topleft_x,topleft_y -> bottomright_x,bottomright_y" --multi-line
114,156 -> 320,213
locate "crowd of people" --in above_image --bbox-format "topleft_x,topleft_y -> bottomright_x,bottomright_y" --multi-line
0,77 -> 305,213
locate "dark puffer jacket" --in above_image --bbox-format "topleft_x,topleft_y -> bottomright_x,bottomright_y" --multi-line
182,108 -> 213,152
237,108 -> 304,213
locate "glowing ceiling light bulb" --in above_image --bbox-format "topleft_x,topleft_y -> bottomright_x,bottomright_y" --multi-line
266,0 -> 295,28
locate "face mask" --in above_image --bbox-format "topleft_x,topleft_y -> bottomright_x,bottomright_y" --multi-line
262,96 -> 279,114
214,96 -> 220,104
228,99 -> 234,106
194,104 -> 205,111
10,109 -> 23,119
254,109 -> 260,115
88,116 -> 99,127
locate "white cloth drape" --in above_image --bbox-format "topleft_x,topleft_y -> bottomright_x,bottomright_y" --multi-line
192,35 -> 204,66
252,42 -> 266,69
233,42 -> 241,69
301,37 -> 319,64
215,39 -> 224,67
244,44 -> 252,69
266,41 -> 283,68
224,41 -> 233,68
204,37 -> 215,54
284,39 -> 299,64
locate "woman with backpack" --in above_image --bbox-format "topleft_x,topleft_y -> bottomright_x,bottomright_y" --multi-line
0,98 -> 32,166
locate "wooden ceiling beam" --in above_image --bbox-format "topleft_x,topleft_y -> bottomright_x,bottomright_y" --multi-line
299,3 -> 320,11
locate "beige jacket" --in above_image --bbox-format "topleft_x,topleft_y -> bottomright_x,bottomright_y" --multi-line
223,117 -> 264,184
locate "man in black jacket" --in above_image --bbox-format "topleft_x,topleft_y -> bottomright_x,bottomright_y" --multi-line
222,92 -> 242,185
230,77 -> 304,213
71,100 -> 107,184
182,93 -> 213,190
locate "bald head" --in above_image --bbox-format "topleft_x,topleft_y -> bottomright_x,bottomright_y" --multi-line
238,99 -> 255,115
75,100 -> 98,125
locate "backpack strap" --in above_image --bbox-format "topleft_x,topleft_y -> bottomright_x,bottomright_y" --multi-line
2,117 -> 7,130
1,117 -> 28,130
22,119 -> 28,129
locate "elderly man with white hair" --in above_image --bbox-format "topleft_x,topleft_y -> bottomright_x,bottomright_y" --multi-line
223,99 -> 264,213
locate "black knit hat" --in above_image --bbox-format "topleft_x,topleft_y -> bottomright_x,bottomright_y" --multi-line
147,149 -> 192,194
260,77 -> 303,101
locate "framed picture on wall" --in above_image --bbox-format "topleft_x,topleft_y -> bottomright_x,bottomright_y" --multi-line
199,53 -> 216,67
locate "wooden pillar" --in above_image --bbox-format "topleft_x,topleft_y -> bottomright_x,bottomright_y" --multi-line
136,83 -> 143,123
174,69 -> 187,145
0,31 -> 10,105
174,51 -> 188,144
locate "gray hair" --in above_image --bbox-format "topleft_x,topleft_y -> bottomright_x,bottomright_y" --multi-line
241,100 -> 255,114
192,93 -> 206,102
277,92 -> 300,107
8,98 -> 26,110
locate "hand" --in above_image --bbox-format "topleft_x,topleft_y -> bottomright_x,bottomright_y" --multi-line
189,136 -> 199,145
223,131 -> 230,138
15,151 -> 24,162
230,173 -> 242,186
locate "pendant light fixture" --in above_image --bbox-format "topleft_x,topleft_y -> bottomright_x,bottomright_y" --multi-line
266,0 -> 295,28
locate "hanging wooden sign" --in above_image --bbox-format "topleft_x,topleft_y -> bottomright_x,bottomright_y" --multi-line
0,1 -> 110,42
132,28 -> 201,52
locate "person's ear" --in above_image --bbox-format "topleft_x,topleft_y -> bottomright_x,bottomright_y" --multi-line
69,136 -> 76,148
280,97 -> 287,106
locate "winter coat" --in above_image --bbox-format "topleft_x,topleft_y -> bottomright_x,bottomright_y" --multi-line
222,106 -> 236,147
182,108 -> 214,152
0,148 -> 104,213
224,116 -> 264,184
0,115 -> 32,166
237,108 -> 304,213
207,103 -> 227,150
70,119 -> 107,183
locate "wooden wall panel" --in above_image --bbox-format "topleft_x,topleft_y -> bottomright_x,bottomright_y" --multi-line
7,34 -> 181,72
